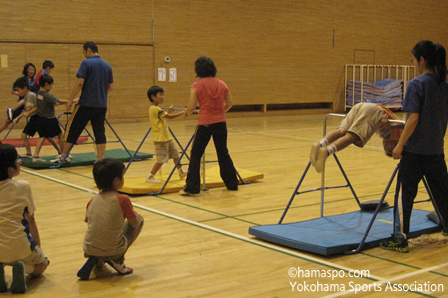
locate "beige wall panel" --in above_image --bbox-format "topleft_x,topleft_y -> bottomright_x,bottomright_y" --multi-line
0,44 -> 26,113
153,0 -> 448,111
153,0 -> 336,107
0,0 -> 153,44
26,44 -> 70,95
106,45 -> 153,120
1,0 -> 448,119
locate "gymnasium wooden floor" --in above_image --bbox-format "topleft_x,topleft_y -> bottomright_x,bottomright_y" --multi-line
2,113 -> 448,297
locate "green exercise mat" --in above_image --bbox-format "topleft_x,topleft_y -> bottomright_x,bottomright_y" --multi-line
21,149 -> 152,169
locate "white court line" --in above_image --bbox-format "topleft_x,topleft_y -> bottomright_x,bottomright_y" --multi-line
21,168 -> 386,281
22,169 -> 97,194
323,262 -> 448,297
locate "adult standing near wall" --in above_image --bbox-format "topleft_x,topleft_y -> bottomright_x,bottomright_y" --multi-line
55,41 -> 113,163
180,56 -> 238,195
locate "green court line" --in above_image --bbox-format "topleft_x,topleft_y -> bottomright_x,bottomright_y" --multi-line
198,197 -> 355,223
198,192 -> 390,223
153,195 -> 260,226
58,168 -> 93,180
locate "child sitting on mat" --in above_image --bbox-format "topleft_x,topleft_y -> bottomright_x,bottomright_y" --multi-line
77,158 -> 144,280
145,85 -> 187,183
310,103 -> 404,172
33,74 -> 71,162
0,144 -> 50,294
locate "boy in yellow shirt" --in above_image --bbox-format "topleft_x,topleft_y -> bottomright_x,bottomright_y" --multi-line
146,86 -> 187,183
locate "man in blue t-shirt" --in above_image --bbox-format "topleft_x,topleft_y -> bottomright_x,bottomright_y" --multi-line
56,41 -> 113,163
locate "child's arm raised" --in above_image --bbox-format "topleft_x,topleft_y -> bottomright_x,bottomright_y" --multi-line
164,109 -> 186,119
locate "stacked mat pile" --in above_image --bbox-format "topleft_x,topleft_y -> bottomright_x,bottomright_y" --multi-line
346,78 -> 403,107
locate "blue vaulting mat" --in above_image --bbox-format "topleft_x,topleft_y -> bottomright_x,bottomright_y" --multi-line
249,209 -> 440,256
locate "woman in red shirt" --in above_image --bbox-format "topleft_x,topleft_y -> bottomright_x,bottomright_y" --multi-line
180,56 -> 238,195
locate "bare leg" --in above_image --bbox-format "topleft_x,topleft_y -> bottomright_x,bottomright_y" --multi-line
150,163 -> 163,176
57,134 -> 64,155
314,131 -> 360,173
29,263 -> 48,277
311,128 -> 347,166
22,133 -> 32,155
61,141 -> 74,159
0,120 -> 12,134
47,138 -> 61,154
96,143 -> 106,160
331,131 -> 359,151
34,138 -> 46,158
172,157 -> 182,169
323,128 -> 347,144
146,163 -> 163,183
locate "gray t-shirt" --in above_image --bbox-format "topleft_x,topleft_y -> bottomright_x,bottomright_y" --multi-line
402,73 -> 448,155
24,92 -> 37,110
36,91 -> 59,119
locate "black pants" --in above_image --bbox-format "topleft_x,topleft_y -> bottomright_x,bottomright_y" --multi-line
64,104 -> 107,144
393,151 -> 448,238
184,122 -> 238,194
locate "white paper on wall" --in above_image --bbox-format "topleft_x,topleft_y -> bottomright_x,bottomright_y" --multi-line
169,68 -> 177,82
158,68 -> 166,81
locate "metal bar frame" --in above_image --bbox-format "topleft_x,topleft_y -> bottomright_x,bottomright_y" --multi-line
277,113 -> 422,254
124,126 -> 194,195
50,115 -> 131,168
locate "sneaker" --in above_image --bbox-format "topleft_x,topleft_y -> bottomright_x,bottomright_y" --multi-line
379,238 -> 409,253
0,263 -> 7,293
51,155 -> 71,163
179,189 -> 194,196
310,143 -> 320,167
6,108 -> 13,121
106,261 -> 133,275
20,153 -> 33,158
10,261 -> 26,293
314,147 -> 329,173
145,175 -> 161,183
32,156 -> 46,162
178,169 -> 188,179
50,154 -> 73,163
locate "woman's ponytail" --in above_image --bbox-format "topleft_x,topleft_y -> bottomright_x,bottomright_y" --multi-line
434,44 -> 447,83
